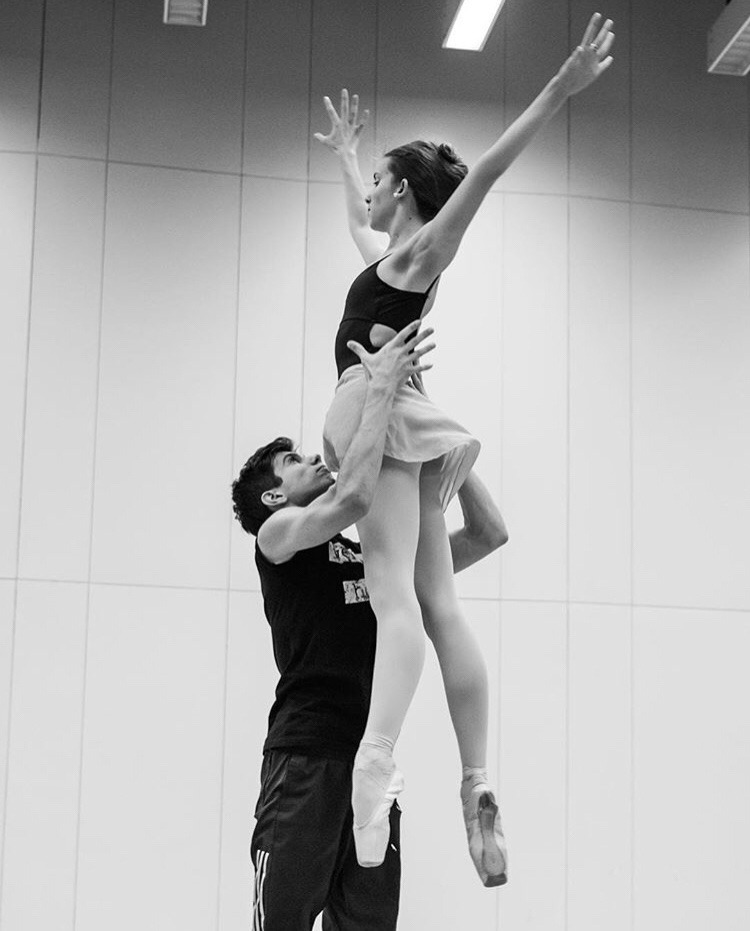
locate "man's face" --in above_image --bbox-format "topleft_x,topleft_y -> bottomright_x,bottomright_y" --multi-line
272,450 -> 334,506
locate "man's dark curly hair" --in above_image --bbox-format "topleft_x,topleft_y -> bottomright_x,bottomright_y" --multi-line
231,437 -> 294,536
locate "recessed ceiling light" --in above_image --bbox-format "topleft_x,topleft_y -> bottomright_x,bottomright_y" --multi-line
163,0 -> 208,27
443,0 -> 506,52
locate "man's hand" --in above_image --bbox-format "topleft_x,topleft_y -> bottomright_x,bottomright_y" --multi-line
347,319 -> 435,390
409,370 -> 428,397
313,88 -> 369,157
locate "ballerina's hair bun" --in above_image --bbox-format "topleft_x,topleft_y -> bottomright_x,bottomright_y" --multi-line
385,140 -> 468,221
437,142 -> 460,163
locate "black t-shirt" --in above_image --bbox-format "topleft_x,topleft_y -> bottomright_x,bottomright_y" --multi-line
255,533 -> 376,760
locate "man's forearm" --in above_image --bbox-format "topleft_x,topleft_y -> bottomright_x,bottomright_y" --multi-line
457,472 -> 507,540
333,379 -> 395,510
449,471 -> 508,573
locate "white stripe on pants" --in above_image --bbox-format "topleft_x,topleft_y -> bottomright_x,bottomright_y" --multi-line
252,849 -> 269,930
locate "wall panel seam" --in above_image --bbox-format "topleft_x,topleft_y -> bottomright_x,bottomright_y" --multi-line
299,0 -> 315,444
2,578 -> 746,613
215,0 -> 253,924
0,581 -> 20,924
496,18 -> 508,929
70,1 -> 116,923
34,0 -> 48,147
628,2 -> 635,926
564,2 -> 572,916
0,0 -> 48,913
7,151 -> 749,221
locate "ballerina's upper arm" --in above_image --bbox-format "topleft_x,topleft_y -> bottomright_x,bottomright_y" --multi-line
409,161 -> 496,279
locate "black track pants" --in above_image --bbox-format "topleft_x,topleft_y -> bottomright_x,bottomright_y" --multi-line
250,751 -> 401,931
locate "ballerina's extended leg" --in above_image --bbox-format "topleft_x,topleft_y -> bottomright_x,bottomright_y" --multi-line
414,460 -> 507,886
352,456 -> 424,867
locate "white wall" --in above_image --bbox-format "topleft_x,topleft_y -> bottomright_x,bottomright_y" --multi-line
1,1 -> 749,929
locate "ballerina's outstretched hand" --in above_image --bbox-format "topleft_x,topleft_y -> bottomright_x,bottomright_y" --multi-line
556,12 -> 615,97
314,88 -> 369,157
313,88 -> 384,263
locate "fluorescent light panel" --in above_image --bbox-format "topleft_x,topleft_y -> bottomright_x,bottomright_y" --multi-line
443,0 -> 505,51
163,0 -> 207,27
708,0 -> 750,76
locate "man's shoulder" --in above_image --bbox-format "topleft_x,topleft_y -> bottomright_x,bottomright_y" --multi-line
257,507 -> 336,566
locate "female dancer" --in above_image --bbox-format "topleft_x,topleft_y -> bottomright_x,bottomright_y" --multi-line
315,13 -> 614,884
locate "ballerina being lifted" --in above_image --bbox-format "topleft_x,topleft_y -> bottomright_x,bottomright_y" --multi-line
314,12 -> 614,885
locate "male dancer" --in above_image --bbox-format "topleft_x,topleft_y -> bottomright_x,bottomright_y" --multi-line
232,320 -> 508,930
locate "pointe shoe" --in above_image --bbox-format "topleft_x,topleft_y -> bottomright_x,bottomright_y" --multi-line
352,753 -> 404,868
461,784 -> 508,887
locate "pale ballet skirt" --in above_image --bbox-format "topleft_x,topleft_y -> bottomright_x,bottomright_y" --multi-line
322,365 -> 480,512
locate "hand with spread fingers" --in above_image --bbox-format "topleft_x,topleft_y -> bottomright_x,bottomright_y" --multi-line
556,12 -> 615,97
314,88 -> 369,157
347,319 -> 435,387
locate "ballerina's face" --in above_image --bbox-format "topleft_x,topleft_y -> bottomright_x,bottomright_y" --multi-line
366,158 -> 400,232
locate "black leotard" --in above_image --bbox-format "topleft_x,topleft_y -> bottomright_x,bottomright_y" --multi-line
334,258 -> 438,378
